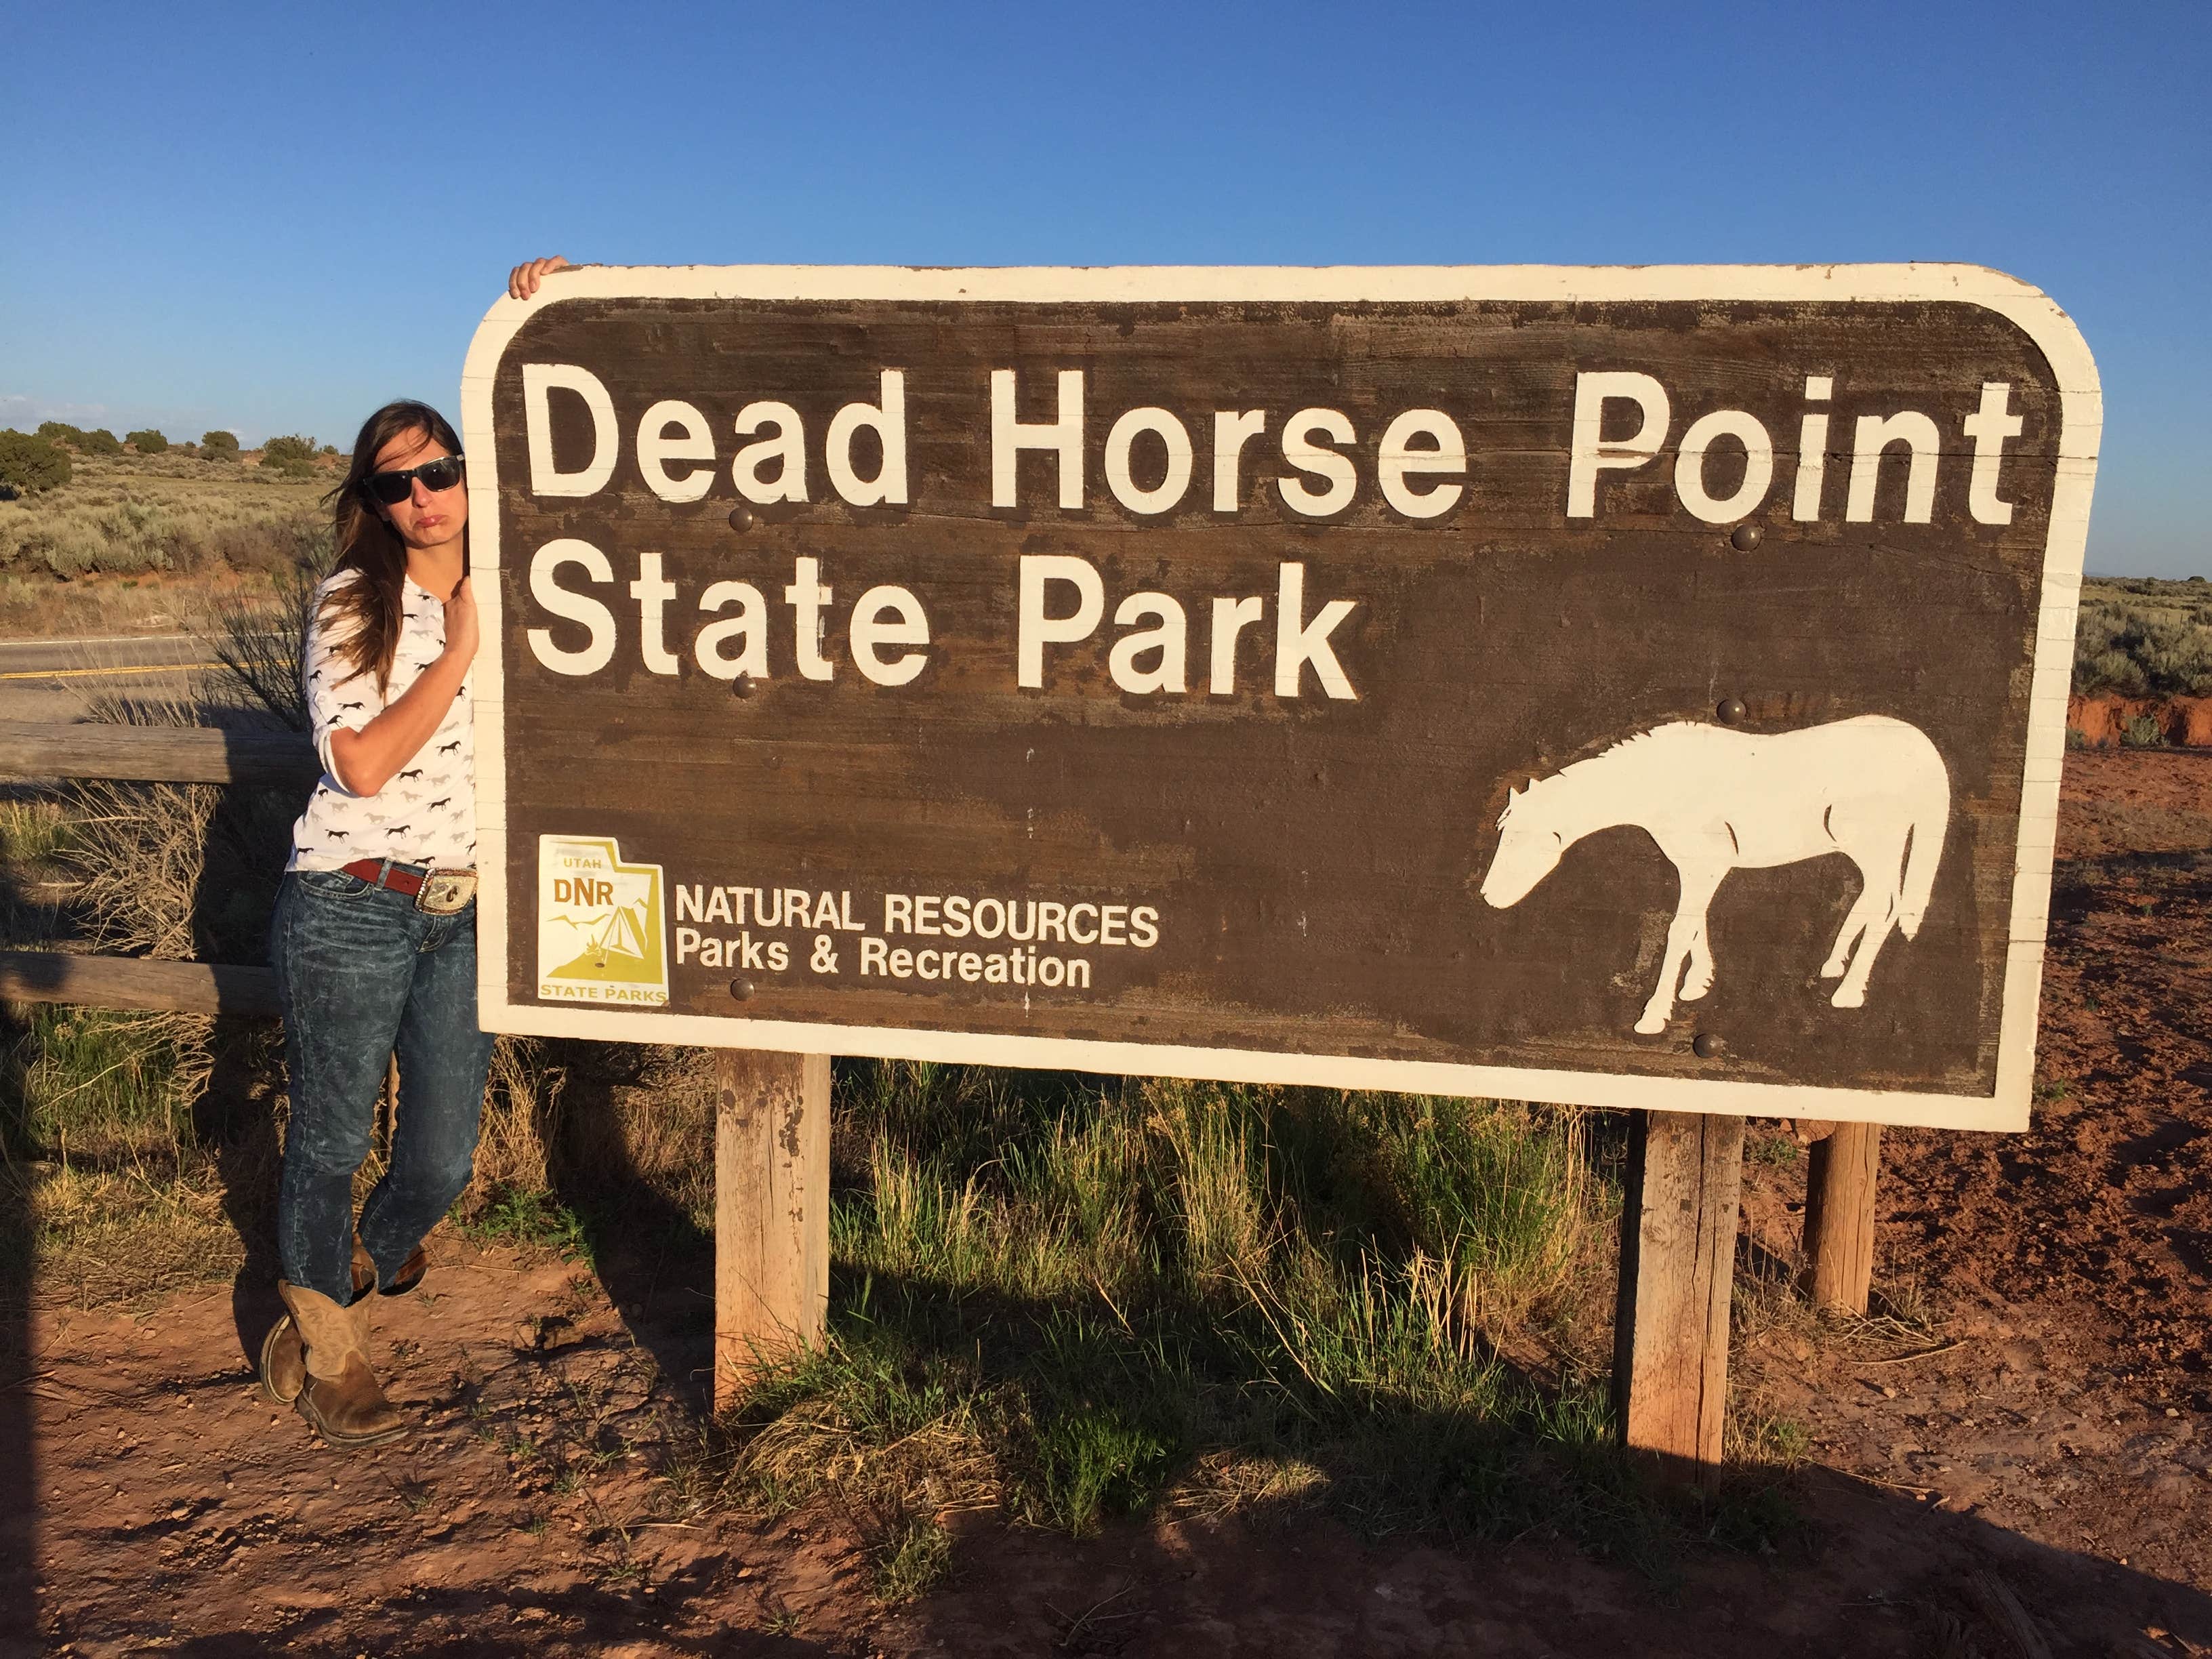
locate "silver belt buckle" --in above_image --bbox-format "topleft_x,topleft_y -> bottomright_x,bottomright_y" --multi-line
415,869 -> 477,915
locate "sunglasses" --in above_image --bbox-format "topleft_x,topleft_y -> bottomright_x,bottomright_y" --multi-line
363,454 -> 465,506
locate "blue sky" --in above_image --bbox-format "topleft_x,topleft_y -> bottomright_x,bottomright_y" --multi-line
5,1 -> 2204,573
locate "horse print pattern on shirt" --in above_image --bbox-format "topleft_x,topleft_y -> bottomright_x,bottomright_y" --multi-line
286,569 -> 477,875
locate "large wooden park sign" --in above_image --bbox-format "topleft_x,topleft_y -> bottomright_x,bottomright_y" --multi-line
463,264 -> 2097,1136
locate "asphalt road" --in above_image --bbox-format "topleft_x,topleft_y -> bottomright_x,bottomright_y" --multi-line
0,634 -> 218,722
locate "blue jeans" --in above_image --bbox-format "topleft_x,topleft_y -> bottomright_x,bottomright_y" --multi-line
270,867 -> 496,1305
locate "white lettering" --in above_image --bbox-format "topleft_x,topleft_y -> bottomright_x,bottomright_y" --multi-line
1017,554 -> 1105,689
1277,407 -> 1357,516
1377,409 -> 1465,518
1673,409 -> 1774,525
826,370 -> 909,507
1793,375 -> 1832,522
1104,407 -> 1193,515
695,580 -> 767,680
784,555 -> 834,681
991,369 -> 1084,508
1210,595 -> 1264,695
1212,409 -> 1266,512
1109,592 -> 1187,694
1273,562 -> 1357,699
1565,371 -> 1669,518
1963,381 -> 2023,526
1847,411 -> 1942,524
732,401 -> 807,504
527,539 -> 616,675
850,585 -> 930,687
522,363 -> 619,498
636,400 -> 715,503
630,552 -> 679,674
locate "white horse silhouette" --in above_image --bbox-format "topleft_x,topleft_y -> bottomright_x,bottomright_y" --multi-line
1479,716 -> 1950,1035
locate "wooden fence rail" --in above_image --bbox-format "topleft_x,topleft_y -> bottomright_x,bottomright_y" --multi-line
0,951 -> 279,1019
0,720 -> 1885,1470
0,720 -> 321,789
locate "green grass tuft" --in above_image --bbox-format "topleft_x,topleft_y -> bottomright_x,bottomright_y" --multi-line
873,1513 -> 953,1603
461,1186 -> 592,1262
693,1064 -> 1805,1589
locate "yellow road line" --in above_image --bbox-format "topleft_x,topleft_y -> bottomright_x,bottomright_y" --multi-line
0,661 -> 219,681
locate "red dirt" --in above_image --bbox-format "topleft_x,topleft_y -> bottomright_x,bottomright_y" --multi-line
2069,693 -> 2212,750
7,750 -> 2211,1658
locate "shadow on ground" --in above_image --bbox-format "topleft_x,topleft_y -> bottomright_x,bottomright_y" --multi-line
884,1467 -> 2212,1658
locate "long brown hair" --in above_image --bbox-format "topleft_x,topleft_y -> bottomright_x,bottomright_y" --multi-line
319,400 -> 464,693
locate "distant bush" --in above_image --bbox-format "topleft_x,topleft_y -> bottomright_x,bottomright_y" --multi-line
125,429 -> 169,455
0,483 -> 323,579
35,421 -> 83,445
319,443 -> 337,457
201,430 -> 240,456
2123,714 -> 2167,749
76,428 -> 123,457
260,434 -> 316,466
2074,602 -> 2212,697
0,431 -> 73,497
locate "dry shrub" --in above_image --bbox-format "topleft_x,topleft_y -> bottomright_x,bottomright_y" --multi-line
0,449 -> 324,579
594,1047 -> 720,1211
66,686 -> 299,968
24,1155 -> 244,1309
2074,578 -> 2212,696
470,1037 -> 567,1200
689,1352 -> 1006,1601
1168,1449 -> 1328,1521
463,1040 -> 717,1224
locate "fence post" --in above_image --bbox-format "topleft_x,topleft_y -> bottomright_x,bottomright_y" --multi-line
1803,1120 -> 1881,1315
1613,1109 -> 1744,1483
712,1049 -> 832,1414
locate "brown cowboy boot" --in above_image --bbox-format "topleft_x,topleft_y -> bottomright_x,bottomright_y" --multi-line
261,1238 -> 405,1404
352,1233 -> 428,1298
276,1280 -> 408,1447
258,1305 -> 308,1406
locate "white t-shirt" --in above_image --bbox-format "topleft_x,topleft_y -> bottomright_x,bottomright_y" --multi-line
287,569 -> 477,873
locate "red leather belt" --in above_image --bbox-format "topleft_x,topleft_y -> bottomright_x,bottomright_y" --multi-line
342,858 -> 430,897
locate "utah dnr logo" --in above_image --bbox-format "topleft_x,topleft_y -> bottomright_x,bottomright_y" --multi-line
537,836 -> 669,1006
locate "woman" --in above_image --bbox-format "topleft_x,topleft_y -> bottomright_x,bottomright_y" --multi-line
258,258 -> 569,1446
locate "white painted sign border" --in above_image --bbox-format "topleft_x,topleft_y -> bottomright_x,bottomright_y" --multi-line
460,263 -> 2100,1133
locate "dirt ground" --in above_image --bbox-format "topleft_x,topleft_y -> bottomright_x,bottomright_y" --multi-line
6,750 -> 2211,1658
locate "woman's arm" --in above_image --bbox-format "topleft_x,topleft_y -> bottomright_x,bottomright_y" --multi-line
327,577 -> 480,798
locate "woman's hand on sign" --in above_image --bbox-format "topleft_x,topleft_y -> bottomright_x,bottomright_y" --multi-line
508,255 -> 571,300
441,575 -> 480,667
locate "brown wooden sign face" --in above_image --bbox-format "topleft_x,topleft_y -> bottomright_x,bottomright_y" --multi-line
462,266 -> 2098,1131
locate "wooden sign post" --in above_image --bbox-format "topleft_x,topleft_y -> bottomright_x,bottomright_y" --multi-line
1615,1111 -> 1746,1480
1804,1121 -> 1884,1315
461,264 -> 2098,1468
712,1050 -> 830,1409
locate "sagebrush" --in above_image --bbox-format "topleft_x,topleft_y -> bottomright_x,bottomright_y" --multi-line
2074,576 -> 2212,697
0,449 -> 325,581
